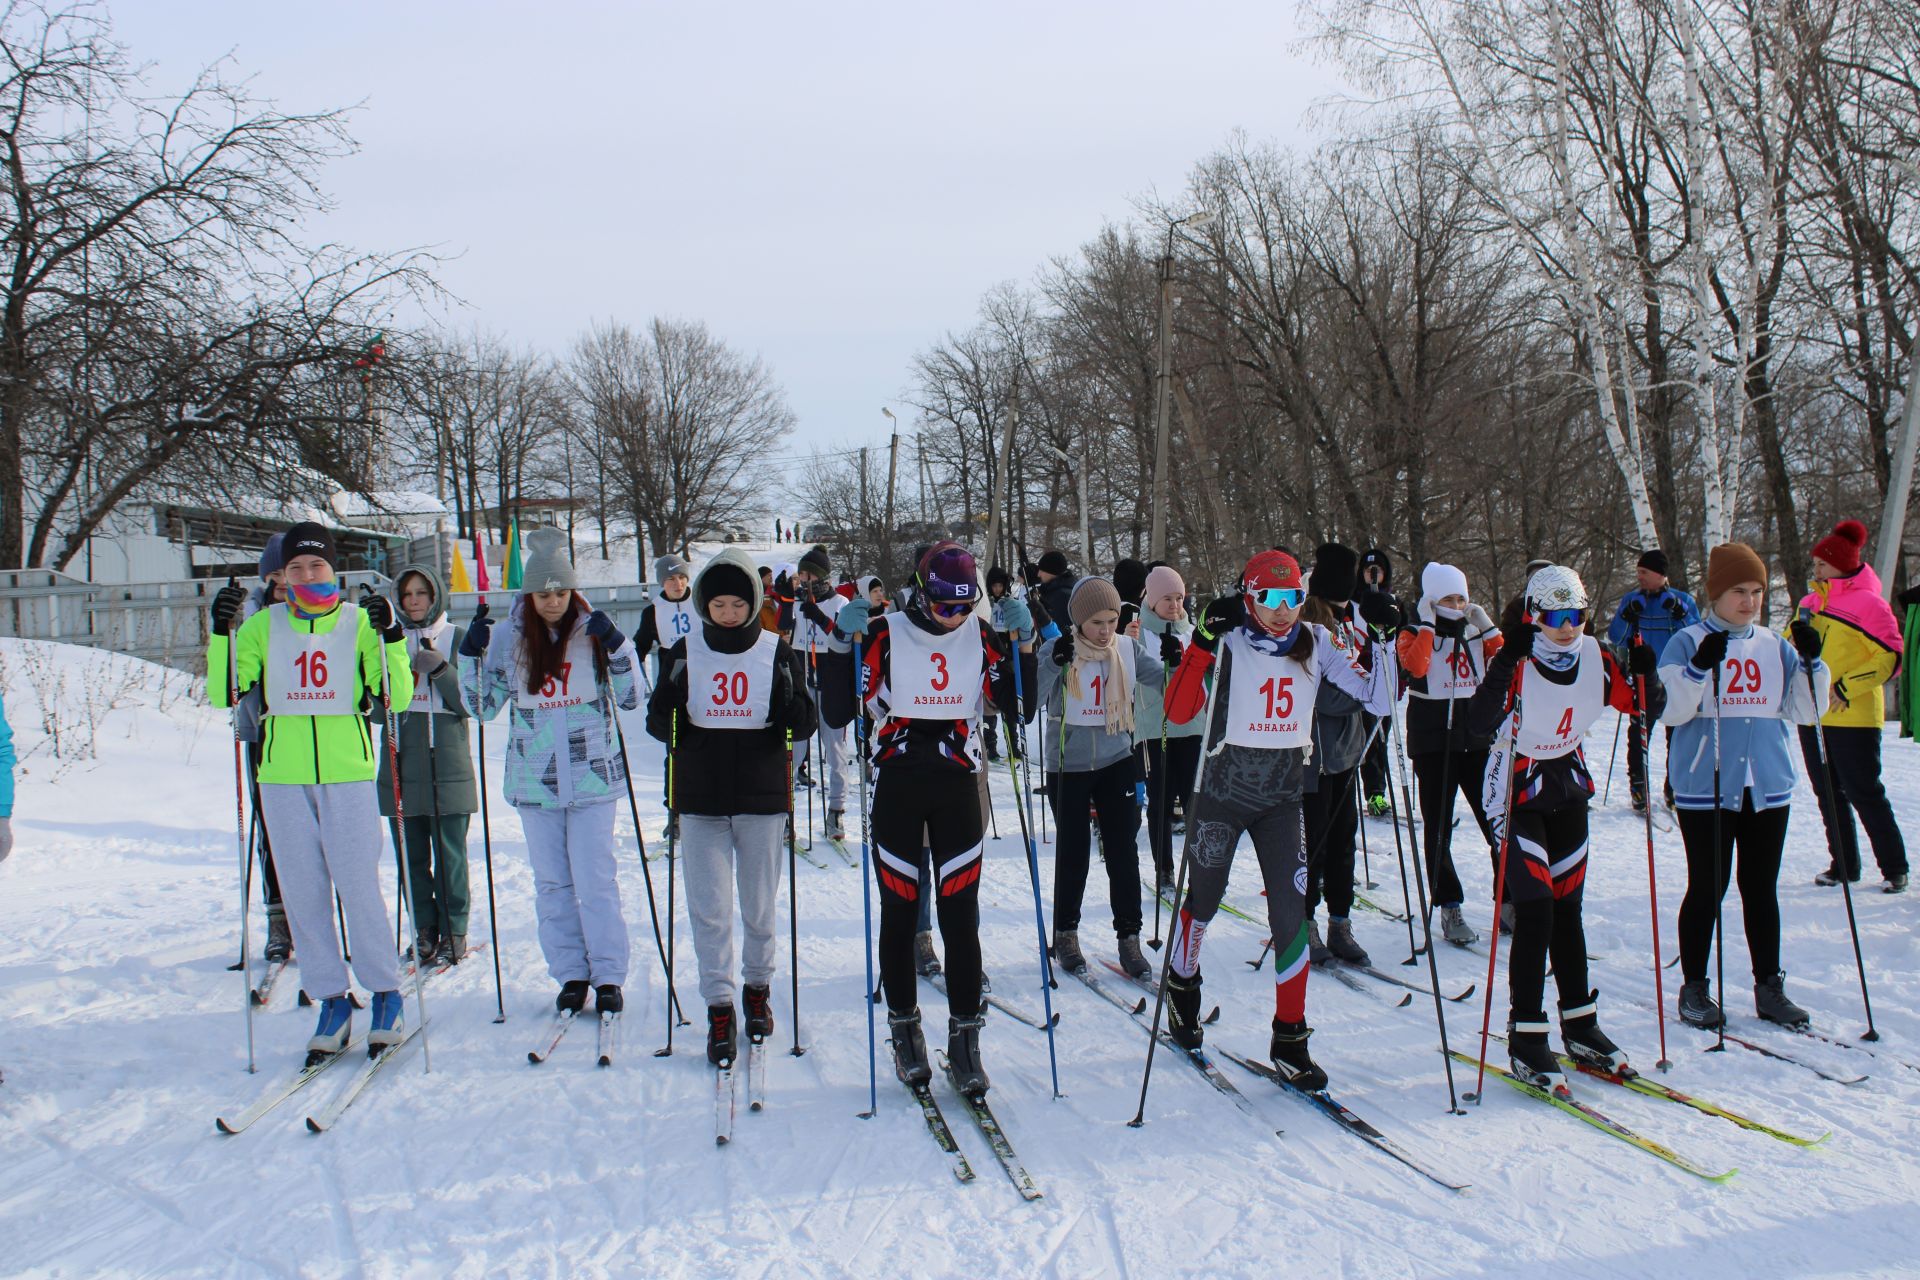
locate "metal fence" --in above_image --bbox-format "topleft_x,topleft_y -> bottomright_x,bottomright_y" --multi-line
0,569 -> 663,675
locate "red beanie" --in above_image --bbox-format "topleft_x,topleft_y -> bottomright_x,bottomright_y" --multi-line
1811,519 -> 1868,573
1242,550 -> 1303,594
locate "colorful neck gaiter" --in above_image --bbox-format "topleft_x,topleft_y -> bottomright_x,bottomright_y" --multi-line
289,579 -> 341,619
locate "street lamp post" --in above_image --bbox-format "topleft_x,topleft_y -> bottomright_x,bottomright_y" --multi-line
1149,209 -> 1217,562
1044,441 -> 1091,569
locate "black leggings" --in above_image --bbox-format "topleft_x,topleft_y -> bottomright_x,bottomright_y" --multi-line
1675,798 -> 1789,983
1412,748 -> 1495,908
1303,765 -> 1360,919
1505,804 -> 1592,1019
872,767 -> 984,1018
1047,758 -> 1145,936
1142,736 -> 1201,886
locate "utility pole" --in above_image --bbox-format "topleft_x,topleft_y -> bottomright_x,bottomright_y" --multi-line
882,408 -> 901,574
1873,335 -> 1920,595
987,400 -> 1018,578
859,447 -> 871,567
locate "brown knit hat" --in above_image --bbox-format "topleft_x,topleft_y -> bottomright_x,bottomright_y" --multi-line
1705,542 -> 1768,601
1069,576 -> 1122,629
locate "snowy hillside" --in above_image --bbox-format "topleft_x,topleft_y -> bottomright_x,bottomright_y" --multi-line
2,637 -> 1919,1278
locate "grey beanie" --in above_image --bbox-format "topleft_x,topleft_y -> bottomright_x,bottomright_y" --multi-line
654,554 -> 690,586
521,527 -> 577,592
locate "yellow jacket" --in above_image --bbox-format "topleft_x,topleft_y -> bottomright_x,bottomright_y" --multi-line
1803,574 -> 1902,729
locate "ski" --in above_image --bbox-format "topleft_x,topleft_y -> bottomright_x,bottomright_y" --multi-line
1093,970 -> 1272,1125
1098,960 -> 1222,1024
1713,1031 -> 1868,1086
1221,1050 -> 1469,1192
1777,1024 -> 1920,1075
527,1009 -> 578,1064
596,1011 -> 620,1067
1059,961 -> 1146,1017
903,1077 -> 976,1183
1450,1051 -> 1736,1183
797,845 -> 831,871
1565,1057 -> 1828,1147
305,1022 -> 426,1133
927,973 -> 1058,1031
249,959 -> 290,1008
939,1057 -> 1042,1201
214,1036 -> 365,1134
716,1062 -> 736,1146
1337,960 -> 1475,1004
826,835 -> 858,868
1351,891 -> 1411,923
748,1036 -> 767,1112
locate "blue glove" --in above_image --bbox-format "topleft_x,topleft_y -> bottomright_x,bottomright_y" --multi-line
585,609 -> 626,652
836,596 -> 872,639
998,597 -> 1033,638
1038,618 -> 1061,642
459,601 -> 492,658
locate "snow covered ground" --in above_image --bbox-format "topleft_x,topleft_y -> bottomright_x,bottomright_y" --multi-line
3,636 -> 1919,1279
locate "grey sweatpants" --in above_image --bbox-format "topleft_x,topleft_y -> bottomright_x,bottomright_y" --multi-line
794,723 -> 849,810
680,812 -> 787,1007
517,801 -> 629,986
258,781 -> 402,1000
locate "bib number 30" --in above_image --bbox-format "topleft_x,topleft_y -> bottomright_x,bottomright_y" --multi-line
711,671 -> 752,705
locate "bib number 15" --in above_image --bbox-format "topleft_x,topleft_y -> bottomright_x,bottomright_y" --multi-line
1258,676 -> 1293,719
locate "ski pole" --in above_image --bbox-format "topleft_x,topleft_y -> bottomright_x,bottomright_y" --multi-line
1634,653 -> 1671,1070
222,578 -> 257,1074
1388,644 -> 1463,1114
230,798 -> 257,972
368,586 -> 433,1074
1801,648 -> 1878,1040
1005,627 -> 1062,1098
1466,661 -> 1524,1104
786,726 -> 805,1057
657,709 -> 685,1057
475,713 -> 506,1023
1131,640 -> 1224,1127
1706,662 -> 1729,1054
611,709 -> 688,1026
1356,757 -> 1374,891
1378,713 -> 1423,967
1602,706 -> 1623,806
854,630 -> 879,1119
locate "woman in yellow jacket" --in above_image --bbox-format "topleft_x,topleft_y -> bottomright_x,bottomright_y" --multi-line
1798,520 -> 1908,893
208,522 -> 416,1062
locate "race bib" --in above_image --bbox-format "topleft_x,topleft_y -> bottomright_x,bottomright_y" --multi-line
1222,628 -> 1320,749
1711,629 -> 1785,719
654,595 -> 695,645
515,622 -> 596,711
885,611 -> 984,720
264,603 -> 362,716
1514,636 -> 1604,758
1065,642 -> 1135,726
686,626 -> 779,728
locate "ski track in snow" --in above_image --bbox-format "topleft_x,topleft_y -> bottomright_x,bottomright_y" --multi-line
3,637 -> 1920,1278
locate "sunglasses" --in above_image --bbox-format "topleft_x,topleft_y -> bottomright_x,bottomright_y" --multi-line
1538,608 -> 1586,629
1249,587 -> 1306,610
929,599 -> 972,619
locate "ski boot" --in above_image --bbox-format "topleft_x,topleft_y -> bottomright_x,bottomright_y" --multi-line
914,931 -> 942,976
707,1004 -> 738,1067
306,995 -> 354,1064
1884,873 -> 1909,895
744,984 -> 774,1040
265,904 -> 293,964
368,990 -> 405,1052
1326,918 -> 1370,966
1677,979 -> 1724,1029
1439,905 -> 1479,947
438,934 -> 468,966
1498,902 -> 1515,936
1754,973 -> 1809,1029
409,930 -> 438,965
947,1015 -> 990,1097
1165,969 -> 1205,1050
825,809 -> 846,841
1560,989 -> 1629,1073
595,984 -> 624,1014
1268,1019 -> 1328,1092
1051,928 -> 1088,974
1116,933 -> 1152,981
1307,919 -> 1332,966
795,764 -> 814,789
556,979 -> 591,1014
1507,1014 -> 1565,1091
1813,866 -> 1857,886
888,1009 -> 932,1086
1367,793 -> 1391,818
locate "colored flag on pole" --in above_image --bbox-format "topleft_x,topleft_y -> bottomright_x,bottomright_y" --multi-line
449,541 -> 473,593
473,528 -> 491,592
504,515 -> 523,590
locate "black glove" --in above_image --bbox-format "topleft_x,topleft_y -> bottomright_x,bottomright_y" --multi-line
210,580 -> 247,636
1899,584 -> 1920,609
1665,597 -> 1686,620
1195,594 -> 1244,651
1628,641 -> 1659,676
1159,631 -> 1183,668
459,601 -> 492,657
585,609 -> 626,652
1622,598 -> 1644,625
1498,620 -> 1536,662
801,595 -> 833,630
773,656 -> 794,710
1357,593 -> 1402,631
362,593 -> 402,642
1052,631 -> 1075,667
1432,613 -> 1467,640
1789,619 -> 1823,661
1689,627 -> 1729,674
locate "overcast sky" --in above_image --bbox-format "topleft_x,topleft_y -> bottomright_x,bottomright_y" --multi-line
116,1 -> 1342,463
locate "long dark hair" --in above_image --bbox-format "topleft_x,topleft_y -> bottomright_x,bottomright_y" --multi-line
518,592 -> 608,695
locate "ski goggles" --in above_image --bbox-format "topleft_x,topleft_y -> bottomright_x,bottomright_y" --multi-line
1248,586 -> 1306,610
1537,607 -> 1586,629
928,598 -> 973,620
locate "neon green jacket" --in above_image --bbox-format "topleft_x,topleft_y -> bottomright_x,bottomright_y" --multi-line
207,605 -> 413,785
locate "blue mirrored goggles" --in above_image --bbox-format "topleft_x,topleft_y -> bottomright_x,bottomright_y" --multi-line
1538,608 -> 1586,629
1249,587 -> 1306,610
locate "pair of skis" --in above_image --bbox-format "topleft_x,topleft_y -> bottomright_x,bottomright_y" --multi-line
214,1022 -> 426,1135
715,1037 -> 770,1145
896,1064 -> 1042,1200
526,1007 -> 622,1067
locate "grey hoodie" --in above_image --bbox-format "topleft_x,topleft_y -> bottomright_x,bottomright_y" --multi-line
377,563 -> 477,817
1036,630 -> 1166,773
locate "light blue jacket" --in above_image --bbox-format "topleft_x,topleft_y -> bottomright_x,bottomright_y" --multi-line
1657,617 -> 1828,811
1136,612 -> 1201,740
0,690 -> 14,817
